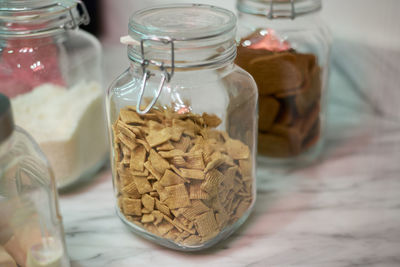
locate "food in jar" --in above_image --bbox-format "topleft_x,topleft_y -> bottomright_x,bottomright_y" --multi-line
11,81 -> 107,188
235,29 -> 322,157
112,106 -> 253,246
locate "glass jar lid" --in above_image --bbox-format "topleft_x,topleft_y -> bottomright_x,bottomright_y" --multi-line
129,4 -> 236,41
126,4 -> 237,69
237,0 -> 322,19
0,0 -> 90,37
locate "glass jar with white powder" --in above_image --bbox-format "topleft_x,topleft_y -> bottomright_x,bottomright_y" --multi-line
0,1 -> 108,189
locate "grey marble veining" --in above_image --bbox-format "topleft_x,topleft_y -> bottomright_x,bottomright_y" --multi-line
58,39 -> 400,266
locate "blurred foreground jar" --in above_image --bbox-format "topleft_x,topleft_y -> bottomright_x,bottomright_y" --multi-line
0,1 -> 108,189
106,4 -> 257,251
236,0 -> 331,164
0,93 -> 69,267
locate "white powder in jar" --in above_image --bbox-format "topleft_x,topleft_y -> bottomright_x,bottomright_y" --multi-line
11,81 -> 108,188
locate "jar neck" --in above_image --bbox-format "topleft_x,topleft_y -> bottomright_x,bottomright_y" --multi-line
238,8 -> 321,30
237,0 -> 322,19
127,35 -> 237,71
0,31 -> 67,48
129,60 -> 235,76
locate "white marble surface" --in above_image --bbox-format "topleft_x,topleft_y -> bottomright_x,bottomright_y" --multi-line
57,36 -> 400,266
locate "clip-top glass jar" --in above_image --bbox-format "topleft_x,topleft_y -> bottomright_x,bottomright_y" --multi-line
235,0 -> 331,168
0,93 -> 69,267
0,1 -> 108,189
106,4 -> 257,251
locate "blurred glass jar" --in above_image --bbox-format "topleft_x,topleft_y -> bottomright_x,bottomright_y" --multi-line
236,0 -> 331,165
0,0 -> 107,189
106,4 -> 257,251
0,93 -> 70,267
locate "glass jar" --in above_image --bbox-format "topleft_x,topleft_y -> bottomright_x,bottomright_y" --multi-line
236,0 -> 331,165
106,4 -> 257,251
0,0 -> 108,189
0,93 -> 70,267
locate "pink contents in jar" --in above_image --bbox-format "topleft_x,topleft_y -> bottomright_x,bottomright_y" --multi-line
0,24 -> 65,98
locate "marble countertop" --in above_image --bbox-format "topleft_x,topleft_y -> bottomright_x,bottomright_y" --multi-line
58,38 -> 400,266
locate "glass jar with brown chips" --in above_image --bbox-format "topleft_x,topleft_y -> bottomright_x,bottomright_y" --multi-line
236,0 -> 331,170
106,4 -> 257,251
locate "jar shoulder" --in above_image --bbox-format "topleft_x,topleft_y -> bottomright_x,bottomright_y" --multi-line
237,13 -> 331,43
4,127 -> 51,169
108,64 -> 257,94
63,30 -> 102,54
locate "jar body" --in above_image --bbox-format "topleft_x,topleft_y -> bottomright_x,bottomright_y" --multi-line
106,62 -> 257,250
0,127 -> 70,267
0,30 -> 108,189
236,11 -> 331,165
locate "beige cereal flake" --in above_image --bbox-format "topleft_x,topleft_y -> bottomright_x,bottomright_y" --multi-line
149,149 -> 170,174
157,221 -> 174,235
185,152 -> 205,170
130,145 -> 146,172
120,109 -> 145,124
121,182 -> 141,198
142,194 -> 155,211
117,132 -> 137,151
163,184 -> 191,209
144,161 -> 161,180
137,139 -> 151,152
155,199 -> 172,218
173,136 -> 191,152
194,211 -> 219,237
146,128 -> 172,147
202,113 -> 222,128
160,169 -> 185,187
171,156 -> 186,168
189,182 -> 210,200
152,210 -> 164,225
122,198 -> 142,216
131,169 -> 149,177
180,168 -> 204,180
225,139 -> 250,160
133,176 -> 153,194
156,141 -> 175,151
201,169 -> 224,196
158,149 -> 186,158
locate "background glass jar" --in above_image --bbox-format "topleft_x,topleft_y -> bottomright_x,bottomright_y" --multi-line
106,4 -> 257,251
0,0 -> 108,189
236,0 -> 331,166
0,93 -> 70,267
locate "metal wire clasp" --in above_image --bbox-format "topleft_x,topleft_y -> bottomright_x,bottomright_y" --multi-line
136,37 -> 175,115
61,0 -> 90,29
268,0 -> 296,20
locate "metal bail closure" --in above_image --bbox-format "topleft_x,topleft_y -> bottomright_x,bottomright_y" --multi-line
136,37 -> 175,115
268,0 -> 296,19
61,0 -> 91,30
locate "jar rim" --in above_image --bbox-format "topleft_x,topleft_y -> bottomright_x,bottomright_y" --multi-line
237,0 -> 322,19
129,4 -> 236,42
0,0 -> 90,38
